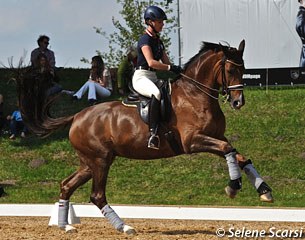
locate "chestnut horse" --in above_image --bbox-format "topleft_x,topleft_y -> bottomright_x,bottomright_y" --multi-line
17,40 -> 272,234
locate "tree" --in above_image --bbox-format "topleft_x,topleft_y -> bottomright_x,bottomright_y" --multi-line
82,0 -> 176,67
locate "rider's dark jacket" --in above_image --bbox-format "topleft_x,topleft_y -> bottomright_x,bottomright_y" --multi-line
296,6 -> 305,67
136,32 -> 165,69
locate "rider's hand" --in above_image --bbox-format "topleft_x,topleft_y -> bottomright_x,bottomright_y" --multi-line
169,65 -> 182,75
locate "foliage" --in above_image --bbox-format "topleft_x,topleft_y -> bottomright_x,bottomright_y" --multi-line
82,0 -> 176,67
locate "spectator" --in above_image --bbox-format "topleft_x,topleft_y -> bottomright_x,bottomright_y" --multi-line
33,53 -> 63,96
31,35 -> 56,75
7,105 -> 27,140
296,0 -> 305,67
32,53 -> 74,97
117,47 -> 138,95
0,94 -> 6,135
73,56 -> 112,105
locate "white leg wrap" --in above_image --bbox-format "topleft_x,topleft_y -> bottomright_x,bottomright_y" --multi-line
58,199 -> 69,228
244,164 -> 264,189
101,204 -> 125,232
225,151 -> 242,180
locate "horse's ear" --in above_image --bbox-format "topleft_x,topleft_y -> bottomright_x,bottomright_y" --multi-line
238,39 -> 245,55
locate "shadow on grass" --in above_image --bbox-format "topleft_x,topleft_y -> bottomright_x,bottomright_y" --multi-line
10,128 -> 70,149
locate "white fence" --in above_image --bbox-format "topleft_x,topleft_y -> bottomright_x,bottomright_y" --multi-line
0,204 -> 305,223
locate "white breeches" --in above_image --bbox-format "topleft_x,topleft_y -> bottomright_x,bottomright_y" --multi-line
74,80 -> 111,100
132,69 -> 161,100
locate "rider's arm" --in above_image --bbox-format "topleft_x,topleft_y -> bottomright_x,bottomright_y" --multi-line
141,45 -> 171,71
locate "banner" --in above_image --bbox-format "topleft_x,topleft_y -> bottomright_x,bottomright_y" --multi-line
180,0 -> 301,69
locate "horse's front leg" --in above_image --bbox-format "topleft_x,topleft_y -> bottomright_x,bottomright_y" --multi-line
236,153 -> 273,203
189,134 -> 243,198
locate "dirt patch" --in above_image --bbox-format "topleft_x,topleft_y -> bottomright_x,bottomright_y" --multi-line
0,217 -> 304,240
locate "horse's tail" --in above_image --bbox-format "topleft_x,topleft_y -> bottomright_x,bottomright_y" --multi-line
16,67 -> 74,138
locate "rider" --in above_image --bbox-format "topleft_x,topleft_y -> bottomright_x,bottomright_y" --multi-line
132,5 -> 182,150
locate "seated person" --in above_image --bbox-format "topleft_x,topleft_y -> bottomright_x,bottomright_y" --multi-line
32,53 -> 74,96
7,107 -> 27,139
73,55 -> 112,105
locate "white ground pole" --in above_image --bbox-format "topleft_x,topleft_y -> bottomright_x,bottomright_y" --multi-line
0,204 -> 305,225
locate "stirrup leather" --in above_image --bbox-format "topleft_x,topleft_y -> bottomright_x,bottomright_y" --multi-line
148,134 -> 160,150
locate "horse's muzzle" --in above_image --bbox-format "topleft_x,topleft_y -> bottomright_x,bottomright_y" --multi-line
230,92 -> 245,110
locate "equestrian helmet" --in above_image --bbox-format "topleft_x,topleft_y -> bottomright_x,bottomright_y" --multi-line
144,6 -> 167,21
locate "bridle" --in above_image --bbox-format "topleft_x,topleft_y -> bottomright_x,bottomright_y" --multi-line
180,57 -> 244,101
219,58 -> 244,96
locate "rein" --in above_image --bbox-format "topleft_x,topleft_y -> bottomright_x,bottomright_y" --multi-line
180,73 -> 219,100
180,58 -> 244,101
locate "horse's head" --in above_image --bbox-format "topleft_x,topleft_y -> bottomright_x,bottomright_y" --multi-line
181,40 -> 245,109
219,40 -> 245,110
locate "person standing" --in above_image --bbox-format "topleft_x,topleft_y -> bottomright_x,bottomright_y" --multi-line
132,5 -> 182,150
296,0 -> 305,67
117,47 -> 138,95
31,35 -> 56,74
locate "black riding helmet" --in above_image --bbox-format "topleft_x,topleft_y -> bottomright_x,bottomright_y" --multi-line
144,6 -> 167,23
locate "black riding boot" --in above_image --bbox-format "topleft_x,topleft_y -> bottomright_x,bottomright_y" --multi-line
148,96 -> 160,150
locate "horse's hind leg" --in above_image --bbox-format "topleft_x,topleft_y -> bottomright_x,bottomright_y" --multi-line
58,165 -> 92,230
89,156 -> 135,235
235,153 -> 273,202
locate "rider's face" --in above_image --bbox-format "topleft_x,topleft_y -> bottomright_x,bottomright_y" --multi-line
152,20 -> 164,32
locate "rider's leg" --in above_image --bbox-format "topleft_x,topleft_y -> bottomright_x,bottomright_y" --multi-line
132,70 -> 161,100
148,95 -> 161,149
132,70 -> 162,150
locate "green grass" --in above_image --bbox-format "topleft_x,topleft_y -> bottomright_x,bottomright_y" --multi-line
1,70 -> 305,207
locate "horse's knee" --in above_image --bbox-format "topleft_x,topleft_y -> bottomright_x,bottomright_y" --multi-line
90,194 -> 107,209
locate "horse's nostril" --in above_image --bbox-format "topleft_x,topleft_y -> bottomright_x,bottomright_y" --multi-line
233,100 -> 241,108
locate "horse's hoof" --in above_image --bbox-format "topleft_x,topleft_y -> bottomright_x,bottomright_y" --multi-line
225,186 -> 238,198
65,225 -> 77,233
123,225 -> 136,235
260,191 -> 274,203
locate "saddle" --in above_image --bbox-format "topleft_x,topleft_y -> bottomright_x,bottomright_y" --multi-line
122,80 -> 181,154
122,79 -> 172,125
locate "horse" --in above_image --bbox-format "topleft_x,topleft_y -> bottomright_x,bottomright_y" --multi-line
17,40 -> 273,234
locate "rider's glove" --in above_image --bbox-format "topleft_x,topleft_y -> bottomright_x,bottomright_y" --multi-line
169,65 -> 182,75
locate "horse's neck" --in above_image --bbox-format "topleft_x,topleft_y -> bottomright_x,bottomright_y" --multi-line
171,55 -> 223,110
186,55 -> 221,90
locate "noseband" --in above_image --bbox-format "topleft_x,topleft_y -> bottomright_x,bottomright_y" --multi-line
180,58 -> 244,100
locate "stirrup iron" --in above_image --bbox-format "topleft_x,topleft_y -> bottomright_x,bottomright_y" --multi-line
148,133 -> 160,150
